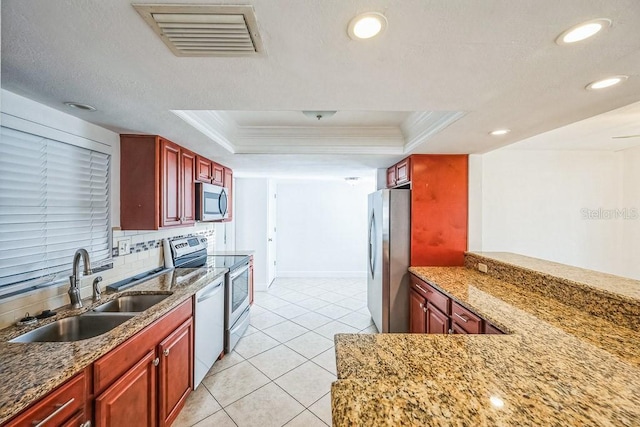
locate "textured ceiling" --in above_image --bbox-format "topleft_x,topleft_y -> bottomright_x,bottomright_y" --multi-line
2,0 -> 640,177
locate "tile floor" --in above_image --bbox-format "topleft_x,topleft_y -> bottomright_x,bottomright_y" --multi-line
173,277 -> 377,427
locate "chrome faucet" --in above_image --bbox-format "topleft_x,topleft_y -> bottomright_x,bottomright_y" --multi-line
93,276 -> 103,302
68,249 -> 92,309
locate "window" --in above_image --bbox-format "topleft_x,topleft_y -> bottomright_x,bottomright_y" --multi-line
0,126 -> 111,298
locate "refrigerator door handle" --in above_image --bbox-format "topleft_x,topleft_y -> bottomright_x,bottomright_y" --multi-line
368,210 -> 376,278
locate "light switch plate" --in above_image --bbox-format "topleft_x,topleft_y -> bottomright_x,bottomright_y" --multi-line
118,239 -> 131,255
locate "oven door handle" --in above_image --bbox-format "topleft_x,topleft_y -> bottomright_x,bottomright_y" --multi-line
230,263 -> 250,280
197,280 -> 224,303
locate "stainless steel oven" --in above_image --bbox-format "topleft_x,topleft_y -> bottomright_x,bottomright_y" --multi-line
225,259 -> 251,353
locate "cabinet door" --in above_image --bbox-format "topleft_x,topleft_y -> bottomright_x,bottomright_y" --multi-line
396,158 -> 410,184
223,167 -> 233,221
212,163 -> 224,186
160,139 -> 182,227
95,351 -> 157,427
451,323 -> 468,334
158,318 -> 193,427
195,156 -> 213,183
181,150 -> 196,225
386,166 -> 396,188
426,303 -> 449,334
409,289 -> 426,333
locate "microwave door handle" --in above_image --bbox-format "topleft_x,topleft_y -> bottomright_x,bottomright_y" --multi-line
219,189 -> 228,216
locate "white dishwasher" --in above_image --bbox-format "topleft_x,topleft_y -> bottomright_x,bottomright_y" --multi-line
194,275 -> 225,388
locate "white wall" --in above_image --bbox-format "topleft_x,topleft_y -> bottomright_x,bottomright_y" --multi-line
473,148 -> 640,279
621,145 -> 640,279
276,179 -> 375,277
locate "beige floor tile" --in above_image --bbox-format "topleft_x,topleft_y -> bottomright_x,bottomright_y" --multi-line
225,382 -> 304,427
298,287 -> 327,297
262,320 -> 309,343
243,324 -> 260,337
254,296 -> 290,311
336,312 -> 373,330
294,297 -> 330,311
359,324 -> 379,334
290,312 -> 332,330
285,331 -> 334,359
234,330 -> 280,359
172,385 -> 222,427
313,320 -> 359,340
275,362 -> 336,407
250,304 -> 269,316
270,303 -> 310,319
315,292 -> 347,304
333,297 -> 366,310
284,410 -> 328,427
248,344 -> 307,380
308,393 -> 332,426
192,410 -> 237,427
205,351 -> 245,377
202,361 -> 270,407
250,311 -> 287,330
313,304 -> 353,320
276,291 -> 312,303
311,347 -> 337,375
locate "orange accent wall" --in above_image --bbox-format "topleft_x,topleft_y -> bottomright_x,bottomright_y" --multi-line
410,155 -> 468,266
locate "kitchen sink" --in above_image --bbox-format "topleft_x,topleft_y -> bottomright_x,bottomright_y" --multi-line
9,313 -> 134,343
92,294 -> 170,313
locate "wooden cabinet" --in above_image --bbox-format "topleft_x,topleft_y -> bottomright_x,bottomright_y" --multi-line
409,273 -> 504,336
212,163 -> 224,186
409,289 -> 426,333
158,318 -> 193,427
5,373 -> 88,427
196,155 -> 213,183
222,167 -> 233,221
94,299 -> 193,427
120,135 -> 195,230
386,155 -> 468,266
95,351 -> 157,427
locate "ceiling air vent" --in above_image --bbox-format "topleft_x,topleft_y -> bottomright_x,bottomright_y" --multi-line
133,4 -> 263,56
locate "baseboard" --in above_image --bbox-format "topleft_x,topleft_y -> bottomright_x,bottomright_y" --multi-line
276,271 -> 367,278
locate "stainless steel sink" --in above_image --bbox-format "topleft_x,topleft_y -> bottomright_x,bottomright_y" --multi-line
92,294 -> 170,313
9,313 -> 134,343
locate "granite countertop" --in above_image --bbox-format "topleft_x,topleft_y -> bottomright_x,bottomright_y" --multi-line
209,250 -> 255,256
332,267 -> 640,426
0,266 -> 228,425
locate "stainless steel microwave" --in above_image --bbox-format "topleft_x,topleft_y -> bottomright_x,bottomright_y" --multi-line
196,182 -> 229,221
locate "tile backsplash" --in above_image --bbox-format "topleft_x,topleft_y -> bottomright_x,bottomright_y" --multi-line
0,223 -> 215,330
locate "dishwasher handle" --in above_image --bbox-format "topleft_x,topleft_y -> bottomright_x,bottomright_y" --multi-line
197,280 -> 223,303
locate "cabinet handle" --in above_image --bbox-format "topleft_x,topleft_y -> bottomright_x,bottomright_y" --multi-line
153,357 -> 160,366
164,349 -> 170,357
423,307 -> 427,313
32,398 -> 74,426
448,329 -> 454,334
419,303 -> 423,308
81,422 -> 92,427
454,313 -> 469,323
415,284 -> 430,294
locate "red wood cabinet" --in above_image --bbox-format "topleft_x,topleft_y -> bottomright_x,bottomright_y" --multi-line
5,372 -> 88,427
409,289 -> 426,333
395,158 -> 410,185
451,301 -> 483,334
484,323 -> 505,334
426,303 -> 449,334
222,167 -> 233,222
158,318 -> 193,427
95,351 -> 157,427
120,135 -> 195,230
212,163 -> 224,186
196,156 -> 213,183
386,166 -> 397,188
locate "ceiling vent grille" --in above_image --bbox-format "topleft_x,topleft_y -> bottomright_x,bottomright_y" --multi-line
133,4 -> 263,57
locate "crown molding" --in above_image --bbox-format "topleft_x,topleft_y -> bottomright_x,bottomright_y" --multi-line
235,144 -> 404,155
401,111 -> 466,153
171,110 -> 236,153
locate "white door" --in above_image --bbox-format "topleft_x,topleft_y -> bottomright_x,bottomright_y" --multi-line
266,181 -> 277,287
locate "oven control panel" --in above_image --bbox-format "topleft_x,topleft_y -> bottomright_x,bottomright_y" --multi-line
170,236 -> 208,259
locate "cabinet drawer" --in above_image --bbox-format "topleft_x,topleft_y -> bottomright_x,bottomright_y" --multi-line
484,323 -> 505,334
411,276 -> 450,315
94,299 -> 192,394
451,302 -> 482,334
8,373 -> 85,427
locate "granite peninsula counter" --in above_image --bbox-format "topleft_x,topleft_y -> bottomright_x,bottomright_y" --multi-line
332,259 -> 640,426
0,266 -> 227,425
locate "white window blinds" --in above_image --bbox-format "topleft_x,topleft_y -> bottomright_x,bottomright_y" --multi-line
0,126 -> 111,298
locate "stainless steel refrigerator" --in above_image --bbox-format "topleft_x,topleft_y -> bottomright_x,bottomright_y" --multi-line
367,189 -> 410,333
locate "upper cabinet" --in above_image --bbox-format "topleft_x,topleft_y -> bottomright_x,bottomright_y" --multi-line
387,154 -> 468,266
120,135 -> 231,230
222,167 -> 233,222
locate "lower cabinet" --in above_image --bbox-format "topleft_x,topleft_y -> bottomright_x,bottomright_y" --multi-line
410,273 -> 505,335
95,351 -> 158,427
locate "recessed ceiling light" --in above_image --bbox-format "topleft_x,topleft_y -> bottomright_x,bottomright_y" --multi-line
302,111 -> 337,120
64,102 -> 97,111
489,129 -> 510,136
585,75 -> 628,90
348,12 -> 387,40
555,18 -> 611,45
